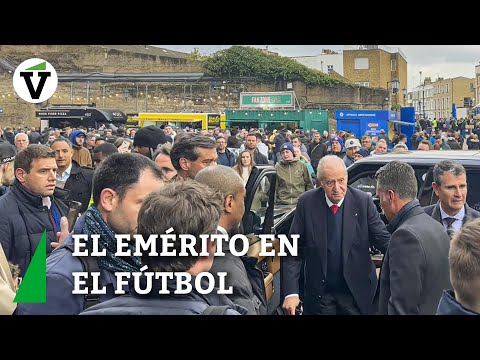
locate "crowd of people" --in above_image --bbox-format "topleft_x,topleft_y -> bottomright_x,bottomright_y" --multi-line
0,117 -> 480,315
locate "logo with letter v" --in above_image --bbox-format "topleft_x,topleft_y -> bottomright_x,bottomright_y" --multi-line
13,58 -> 58,103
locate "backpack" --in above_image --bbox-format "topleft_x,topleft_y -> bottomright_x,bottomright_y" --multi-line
201,305 -> 231,315
63,242 -> 101,310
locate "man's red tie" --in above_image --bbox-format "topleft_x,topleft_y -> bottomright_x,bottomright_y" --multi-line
331,204 -> 339,215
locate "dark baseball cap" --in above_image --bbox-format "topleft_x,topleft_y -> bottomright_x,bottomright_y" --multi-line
0,143 -> 17,164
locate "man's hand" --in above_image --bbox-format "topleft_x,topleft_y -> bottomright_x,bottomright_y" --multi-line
51,216 -> 70,249
282,295 -> 300,315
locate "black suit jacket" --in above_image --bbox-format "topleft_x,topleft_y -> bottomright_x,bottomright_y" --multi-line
423,202 -> 480,229
378,201 -> 451,315
281,186 -> 391,315
62,161 -> 94,214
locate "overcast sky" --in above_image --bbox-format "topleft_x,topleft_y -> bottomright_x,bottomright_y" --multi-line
155,45 -> 480,93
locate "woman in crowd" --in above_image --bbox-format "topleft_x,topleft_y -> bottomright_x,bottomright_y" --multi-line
233,150 -> 255,186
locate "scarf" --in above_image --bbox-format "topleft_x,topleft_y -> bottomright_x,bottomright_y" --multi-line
81,206 -> 141,273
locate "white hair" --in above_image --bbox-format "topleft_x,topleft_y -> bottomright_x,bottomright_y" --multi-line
317,155 -> 347,179
14,133 -> 28,141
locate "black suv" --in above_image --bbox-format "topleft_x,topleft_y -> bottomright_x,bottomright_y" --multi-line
242,150 -> 480,313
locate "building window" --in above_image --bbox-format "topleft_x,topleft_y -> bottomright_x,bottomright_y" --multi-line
355,81 -> 369,87
391,59 -> 397,71
445,84 -> 449,93
354,58 -> 369,70
327,65 -> 334,71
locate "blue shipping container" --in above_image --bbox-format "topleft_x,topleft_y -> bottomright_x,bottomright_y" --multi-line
335,110 -> 397,138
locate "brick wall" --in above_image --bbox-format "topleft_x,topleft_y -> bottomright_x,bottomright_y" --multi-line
0,45 -> 388,128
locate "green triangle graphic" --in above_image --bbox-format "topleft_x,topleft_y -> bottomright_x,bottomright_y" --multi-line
14,230 -> 47,303
25,62 -> 46,71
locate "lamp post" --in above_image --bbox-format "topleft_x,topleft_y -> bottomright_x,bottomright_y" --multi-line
419,71 -> 425,119
135,83 -> 139,112
386,79 -> 400,110
145,84 -> 149,112
102,84 -> 106,107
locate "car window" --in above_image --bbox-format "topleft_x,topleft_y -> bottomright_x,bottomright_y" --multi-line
416,167 -> 480,210
466,170 -> 480,211
350,174 -> 377,196
244,171 -> 276,235
416,167 -> 435,206
349,165 -> 430,203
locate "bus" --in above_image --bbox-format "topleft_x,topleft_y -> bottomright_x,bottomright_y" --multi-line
128,112 -> 226,130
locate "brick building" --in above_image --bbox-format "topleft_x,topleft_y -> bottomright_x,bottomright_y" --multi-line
343,45 -> 408,107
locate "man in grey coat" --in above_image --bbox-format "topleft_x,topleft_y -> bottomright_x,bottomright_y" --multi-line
423,160 -> 480,239
376,161 -> 451,315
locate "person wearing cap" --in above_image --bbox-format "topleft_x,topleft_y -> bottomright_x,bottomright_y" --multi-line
91,142 -> 118,168
353,148 -> 371,161
0,143 -> 16,197
343,138 -> 361,167
275,142 -> 313,205
133,125 -> 168,159
328,136 -> 345,159
69,130 -> 93,168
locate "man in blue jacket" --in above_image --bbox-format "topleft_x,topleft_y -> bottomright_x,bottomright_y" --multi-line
0,145 -> 69,278
16,153 -> 164,314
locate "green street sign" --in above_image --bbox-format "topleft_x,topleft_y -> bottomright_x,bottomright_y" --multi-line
240,92 -> 294,108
